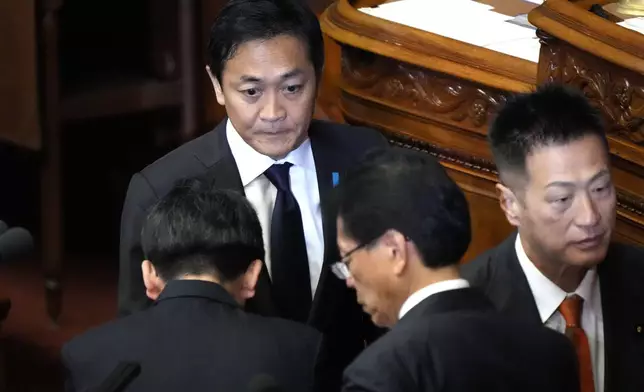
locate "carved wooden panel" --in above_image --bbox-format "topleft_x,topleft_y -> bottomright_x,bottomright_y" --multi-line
538,31 -> 644,146
341,47 -> 509,136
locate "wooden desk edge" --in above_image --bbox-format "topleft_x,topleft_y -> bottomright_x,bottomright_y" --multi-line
529,0 -> 644,76
320,0 -> 538,93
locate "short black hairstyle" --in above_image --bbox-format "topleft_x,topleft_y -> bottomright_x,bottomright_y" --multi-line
489,83 -> 608,185
207,0 -> 324,82
335,148 -> 471,268
141,178 -> 264,282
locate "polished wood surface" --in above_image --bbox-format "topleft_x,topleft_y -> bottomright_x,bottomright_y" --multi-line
0,0 -> 41,150
321,0 -> 644,258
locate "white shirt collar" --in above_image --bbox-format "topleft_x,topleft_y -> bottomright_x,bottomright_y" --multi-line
226,119 -> 315,186
398,278 -> 470,320
515,233 -> 601,323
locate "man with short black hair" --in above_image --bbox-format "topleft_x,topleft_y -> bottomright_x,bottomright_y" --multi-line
462,84 -> 644,392
118,0 -> 388,389
63,179 -> 322,392
334,148 -> 580,392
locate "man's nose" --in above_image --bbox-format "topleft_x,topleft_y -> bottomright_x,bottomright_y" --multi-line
259,92 -> 286,122
576,194 -> 600,228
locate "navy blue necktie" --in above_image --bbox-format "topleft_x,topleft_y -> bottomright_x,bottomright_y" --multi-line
264,163 -> 312,322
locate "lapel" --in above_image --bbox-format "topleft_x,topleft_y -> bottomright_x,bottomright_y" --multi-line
597,244 -> 644,392
308,120 -> 344,322
491,238 -> 644,392
599,254 -> 619,392
486,233 -> 542,325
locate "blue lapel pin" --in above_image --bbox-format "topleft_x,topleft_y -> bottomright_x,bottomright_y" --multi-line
332,172 -> 340,187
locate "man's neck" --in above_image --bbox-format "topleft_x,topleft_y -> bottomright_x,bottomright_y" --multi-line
178,274 -> 221,284
407,265 -> 462,297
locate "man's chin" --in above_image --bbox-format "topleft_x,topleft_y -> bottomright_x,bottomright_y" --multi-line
252,140 -> 296,160
565,248 -> 609,268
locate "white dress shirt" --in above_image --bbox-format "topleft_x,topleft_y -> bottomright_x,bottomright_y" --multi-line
515,234 -> 604,392
398,278 -> 470,320
226,120 -> 324,296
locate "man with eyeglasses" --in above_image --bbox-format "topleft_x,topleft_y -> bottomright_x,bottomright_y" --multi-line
332,148 -> 580,392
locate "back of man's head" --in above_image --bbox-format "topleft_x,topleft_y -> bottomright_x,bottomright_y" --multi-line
337,148 -> 471,269
140,178 -> 264,300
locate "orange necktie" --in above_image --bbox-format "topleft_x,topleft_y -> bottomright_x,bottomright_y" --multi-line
559,295 -> 595,392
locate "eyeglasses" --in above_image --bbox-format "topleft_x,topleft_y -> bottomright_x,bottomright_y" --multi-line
331,241 -> 368,280
330,234 -> 411,280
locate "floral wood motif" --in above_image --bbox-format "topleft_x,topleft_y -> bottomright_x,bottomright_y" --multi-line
386,131 -> 644,216
341,47 -> 508,132
541,45 -> 644,144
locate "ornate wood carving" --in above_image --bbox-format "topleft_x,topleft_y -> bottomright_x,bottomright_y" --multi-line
341,47 -> 509,134
540,43 -> 644,143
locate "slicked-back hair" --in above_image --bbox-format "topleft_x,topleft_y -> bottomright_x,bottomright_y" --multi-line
141,178 -> 264,282
488,83 -> 608,186
207,0 -> 324,82
335,148 -> 471,268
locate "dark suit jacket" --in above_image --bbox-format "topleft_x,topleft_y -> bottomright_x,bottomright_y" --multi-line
62,280 -> 321,392
342,287 -> 580,392
461,232 -> 644,392
118,119 -> 389,390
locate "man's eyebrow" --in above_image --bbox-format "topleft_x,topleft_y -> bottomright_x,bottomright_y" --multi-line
238,75 -> 261,83
545,169 -> 610,188
237,69 -> 303,83
279,69 -> 303,80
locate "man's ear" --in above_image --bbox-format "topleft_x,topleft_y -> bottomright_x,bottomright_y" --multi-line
206,65 -> 225,106
496,183 -> 521,227
141,260 -> 165,301
240,260 -> 263,300
380,230 -> 408,276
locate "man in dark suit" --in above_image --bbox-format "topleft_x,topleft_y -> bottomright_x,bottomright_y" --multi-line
332,148 -> 580,392
63,179 -> 321,392
118,0 -> 388,389
461,84 -> 644,392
